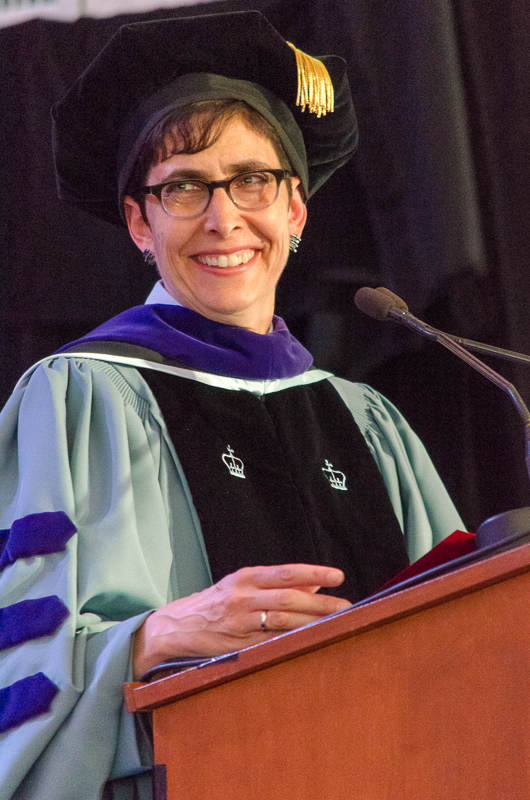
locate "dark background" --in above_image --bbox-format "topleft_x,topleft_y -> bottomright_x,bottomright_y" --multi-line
2,0 -> 530,531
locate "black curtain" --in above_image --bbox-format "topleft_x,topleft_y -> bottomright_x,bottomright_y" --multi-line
1,0 -> 530,530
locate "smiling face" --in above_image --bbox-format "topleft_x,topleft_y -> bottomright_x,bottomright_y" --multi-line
124,116 -> 307,333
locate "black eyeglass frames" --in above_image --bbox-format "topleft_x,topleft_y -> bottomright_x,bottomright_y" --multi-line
140,169 -> 292,219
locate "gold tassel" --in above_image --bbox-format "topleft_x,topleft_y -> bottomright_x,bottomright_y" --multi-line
287,42 -> 335,117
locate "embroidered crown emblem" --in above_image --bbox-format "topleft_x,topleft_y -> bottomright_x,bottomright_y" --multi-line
322,459 -> 347,491
222,446 -> 246,479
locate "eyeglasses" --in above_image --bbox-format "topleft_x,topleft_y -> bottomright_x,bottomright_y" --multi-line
140,169 -> 292,219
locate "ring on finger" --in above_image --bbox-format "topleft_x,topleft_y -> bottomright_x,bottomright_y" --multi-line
260,611 -> 268,632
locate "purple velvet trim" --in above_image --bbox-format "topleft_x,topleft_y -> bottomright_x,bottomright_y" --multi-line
0,596 -> 69,651
56,304 -> 313,380
0,672 -> 59,733
0,512 -> 77,573
0,530 -> 8,561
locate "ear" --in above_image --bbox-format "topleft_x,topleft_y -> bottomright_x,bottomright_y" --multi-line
123,196 -> 153,252
288,178 -> 308,237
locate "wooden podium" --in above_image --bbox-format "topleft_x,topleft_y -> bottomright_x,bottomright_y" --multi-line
125,542 -> 530,800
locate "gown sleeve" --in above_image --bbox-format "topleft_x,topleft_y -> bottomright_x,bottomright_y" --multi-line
329,377 -> 465,563
0,357 -> 209,800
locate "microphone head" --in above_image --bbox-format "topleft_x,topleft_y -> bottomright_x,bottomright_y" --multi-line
354,286 -> 409,321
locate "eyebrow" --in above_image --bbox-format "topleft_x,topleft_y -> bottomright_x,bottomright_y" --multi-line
162,160 -> 277,182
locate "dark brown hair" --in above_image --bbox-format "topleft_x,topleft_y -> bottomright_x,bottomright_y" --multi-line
125,99 -> 294,218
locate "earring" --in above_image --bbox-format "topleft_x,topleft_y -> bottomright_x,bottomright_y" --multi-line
289,234 -> 302,253
143,248 -> 157,266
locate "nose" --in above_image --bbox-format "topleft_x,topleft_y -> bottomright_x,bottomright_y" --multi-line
203,186 -> 244,237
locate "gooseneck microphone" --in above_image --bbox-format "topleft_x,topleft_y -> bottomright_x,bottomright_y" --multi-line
354,286 -> 530,488
354,286 -> 530,366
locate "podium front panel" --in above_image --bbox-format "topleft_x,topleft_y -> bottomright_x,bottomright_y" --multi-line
127,544 -> 530,799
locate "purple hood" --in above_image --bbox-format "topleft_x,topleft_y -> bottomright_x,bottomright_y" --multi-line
56,304 -> 313,380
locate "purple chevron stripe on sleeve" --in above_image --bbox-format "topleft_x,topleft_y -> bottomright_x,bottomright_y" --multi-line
0,512 -> 77,572
0,596 -> 69,651
0,529 -> 8,560
0,672 -> 59,733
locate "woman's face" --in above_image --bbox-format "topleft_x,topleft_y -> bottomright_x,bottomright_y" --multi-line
125,116 -> 306,334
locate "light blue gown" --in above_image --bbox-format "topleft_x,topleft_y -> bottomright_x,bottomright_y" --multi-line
0,324 -> 463,799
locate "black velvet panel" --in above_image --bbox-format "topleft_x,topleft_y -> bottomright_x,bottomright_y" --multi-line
141,371 -> 409,603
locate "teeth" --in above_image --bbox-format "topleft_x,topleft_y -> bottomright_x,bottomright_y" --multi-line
197,249 -> 255,268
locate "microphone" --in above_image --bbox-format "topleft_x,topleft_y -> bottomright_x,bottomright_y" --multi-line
354,286 -> 530,496
354,286 -> 530,367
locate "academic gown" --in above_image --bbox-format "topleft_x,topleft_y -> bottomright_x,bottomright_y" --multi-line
0,300 -> 463,799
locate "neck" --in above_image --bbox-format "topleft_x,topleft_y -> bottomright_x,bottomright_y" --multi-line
163,283 -> 275,334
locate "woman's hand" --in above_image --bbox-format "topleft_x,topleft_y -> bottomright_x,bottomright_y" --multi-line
132,564 -> 350,679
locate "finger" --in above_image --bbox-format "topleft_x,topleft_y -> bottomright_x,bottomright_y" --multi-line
252,586 -> 351,618
259,606 -> 348,633
238,564 -> 345,590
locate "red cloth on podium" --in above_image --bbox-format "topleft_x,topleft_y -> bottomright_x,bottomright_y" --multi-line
379,530 -> 476,591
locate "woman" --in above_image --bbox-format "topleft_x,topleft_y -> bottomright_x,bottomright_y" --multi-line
0,11 -> 462,799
